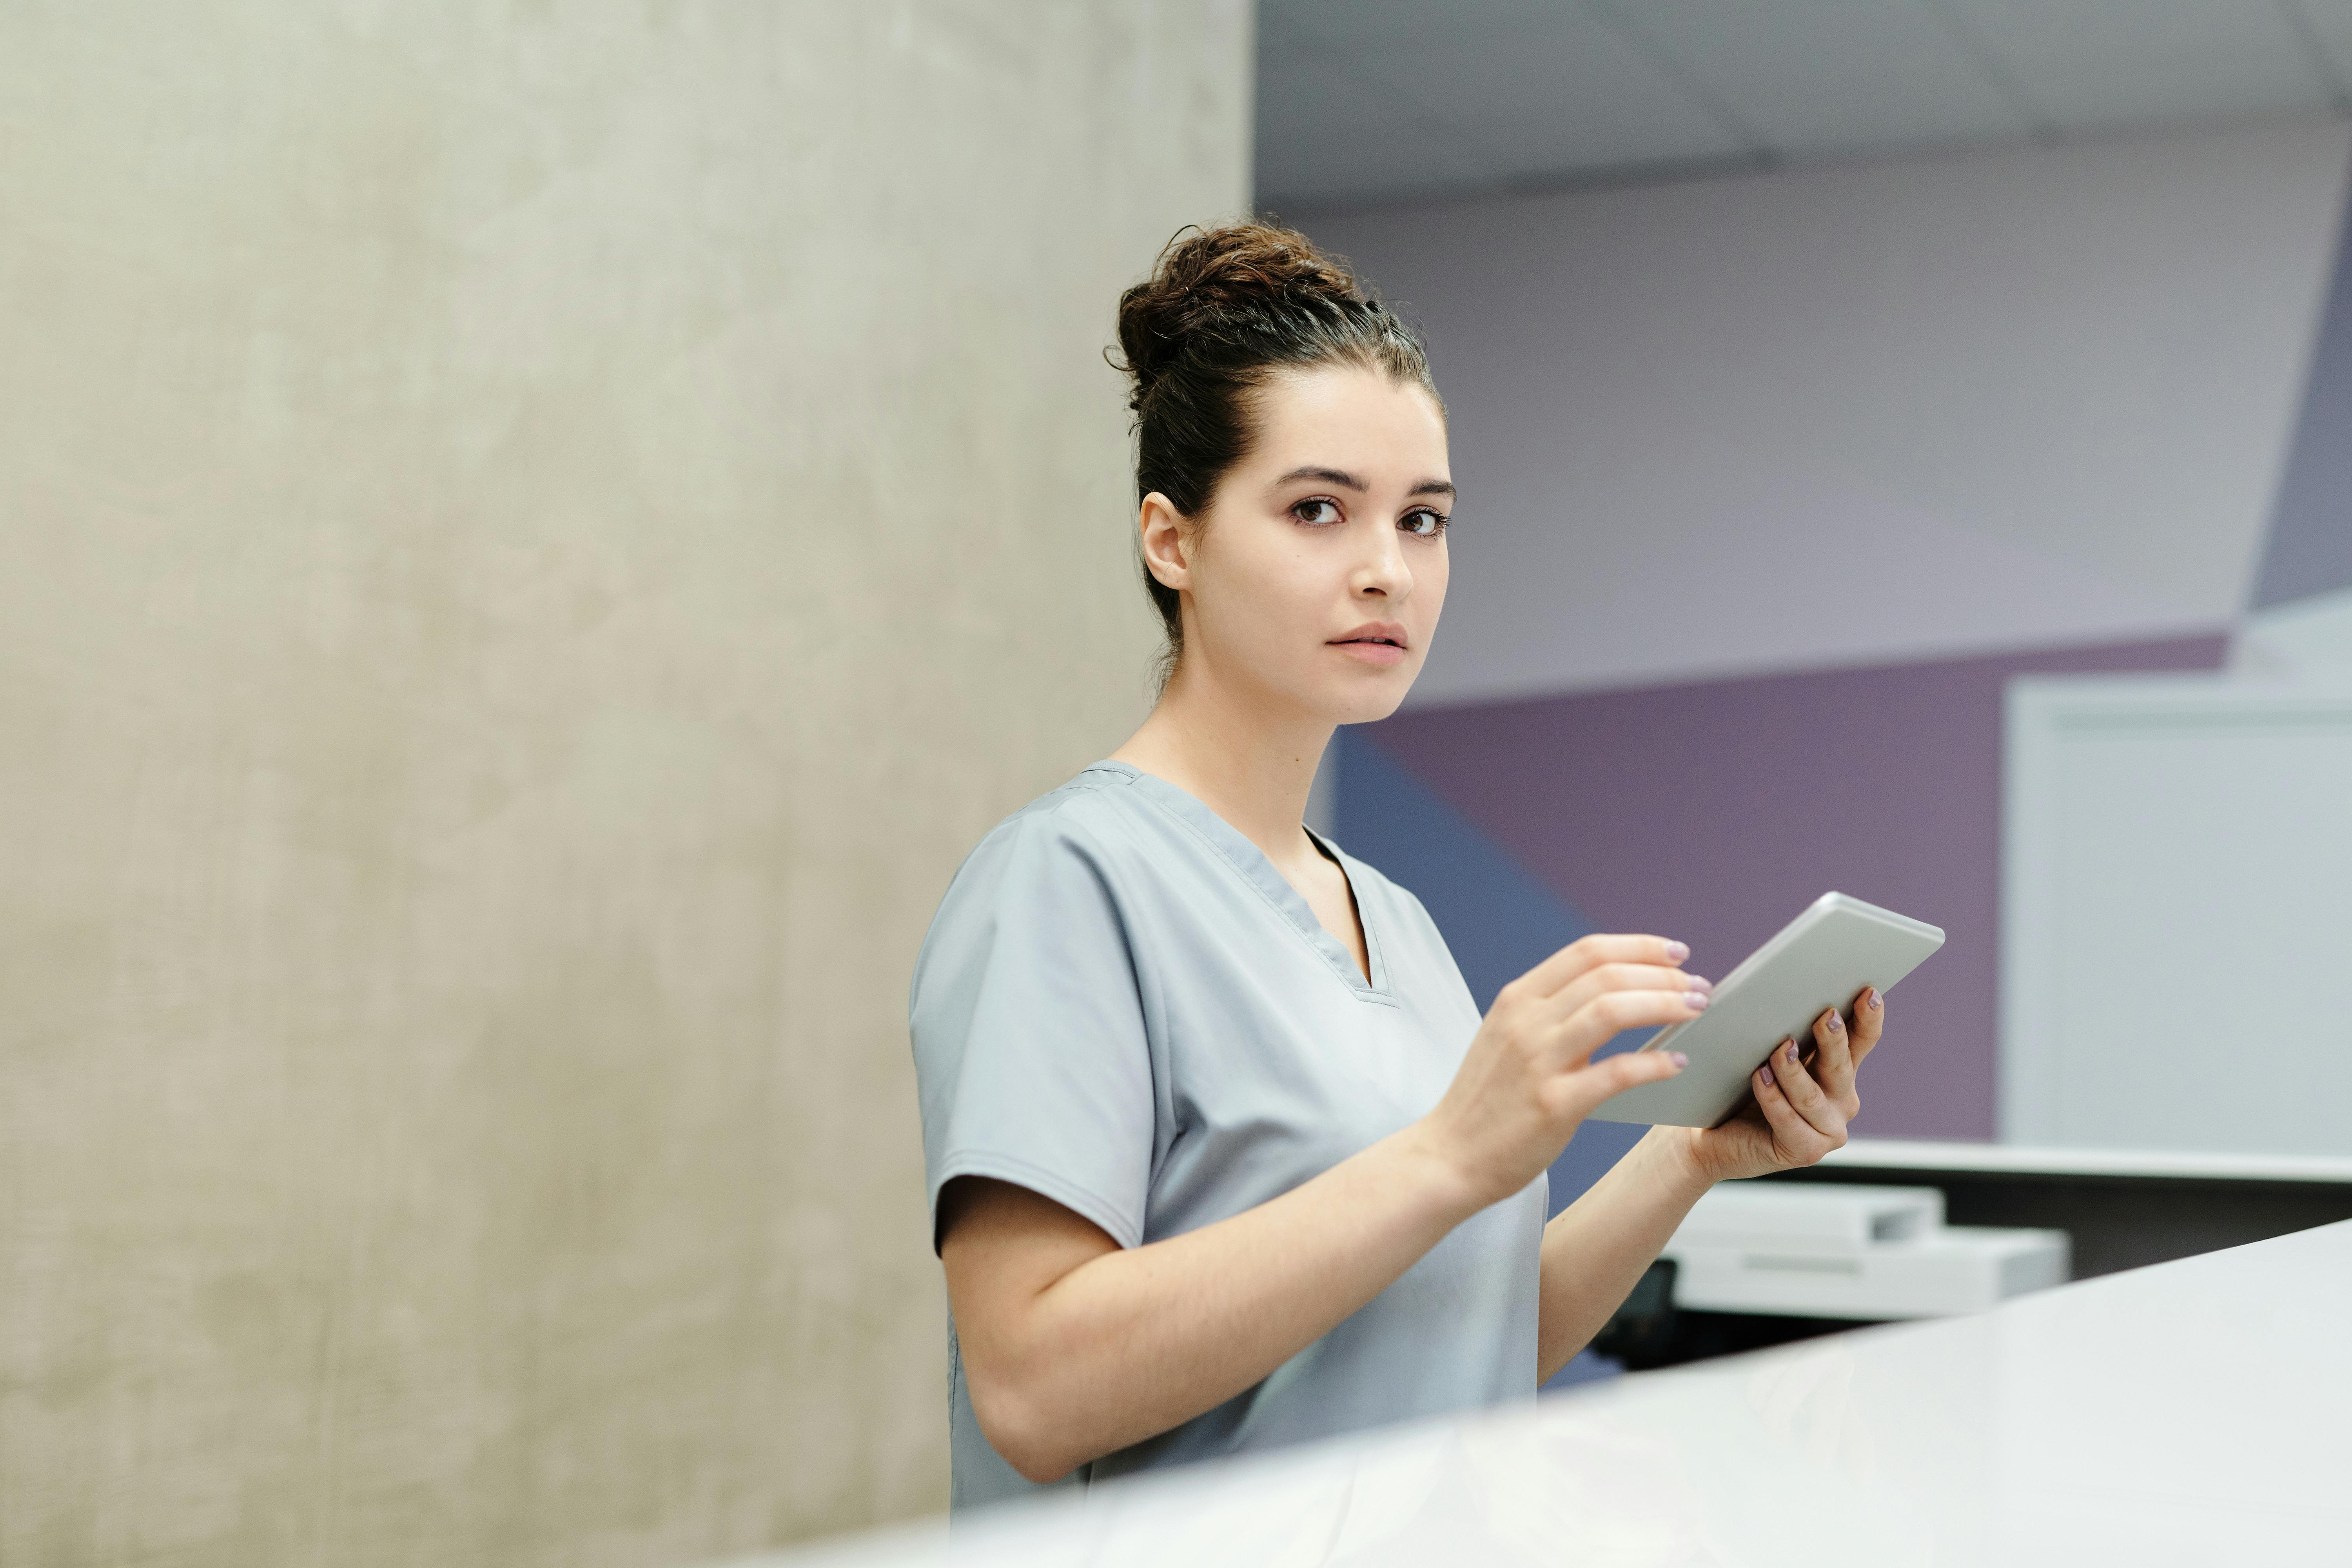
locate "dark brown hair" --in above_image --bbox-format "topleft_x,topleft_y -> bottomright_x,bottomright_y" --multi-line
1112,223 -> 1439,681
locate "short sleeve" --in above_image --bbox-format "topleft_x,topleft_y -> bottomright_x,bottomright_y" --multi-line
910,807 -> 1156,1254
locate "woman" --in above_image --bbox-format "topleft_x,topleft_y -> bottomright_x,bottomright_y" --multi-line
909,223 -> 1883,1509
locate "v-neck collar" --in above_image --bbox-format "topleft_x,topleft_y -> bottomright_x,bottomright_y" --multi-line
1088,761 -> 1394,1000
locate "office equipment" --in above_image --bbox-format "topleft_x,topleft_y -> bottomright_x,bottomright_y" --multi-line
1658,1182 -> 2065,1320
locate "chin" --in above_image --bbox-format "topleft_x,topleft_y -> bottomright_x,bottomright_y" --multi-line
1319,677 -> 1414,727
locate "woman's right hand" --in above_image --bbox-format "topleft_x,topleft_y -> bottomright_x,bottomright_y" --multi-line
1413,935 -> 1710,1207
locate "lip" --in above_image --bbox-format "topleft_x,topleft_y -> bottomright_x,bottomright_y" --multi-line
1329,621 -> 1410,667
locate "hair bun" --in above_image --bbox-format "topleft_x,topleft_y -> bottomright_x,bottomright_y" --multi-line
1114,223 -> 1370,413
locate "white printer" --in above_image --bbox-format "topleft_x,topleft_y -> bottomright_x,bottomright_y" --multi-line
1660,1182 -> 2068,1319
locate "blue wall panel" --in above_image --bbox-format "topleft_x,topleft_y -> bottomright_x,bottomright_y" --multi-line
2253,169 -> 2352,610
1331,728 -> 1648,1223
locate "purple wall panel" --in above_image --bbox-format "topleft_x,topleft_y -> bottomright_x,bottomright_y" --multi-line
1363,633 -> 2228,1139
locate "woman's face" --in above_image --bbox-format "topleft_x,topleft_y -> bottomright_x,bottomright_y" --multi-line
1143,363 -> 1452,726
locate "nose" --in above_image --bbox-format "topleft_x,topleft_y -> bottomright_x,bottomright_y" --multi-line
1351,525 -> 1412,602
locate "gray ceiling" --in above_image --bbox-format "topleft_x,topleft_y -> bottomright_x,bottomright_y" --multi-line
1256,0 -> 2352,210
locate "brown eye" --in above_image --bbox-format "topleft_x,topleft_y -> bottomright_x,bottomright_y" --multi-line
1401,508 -> 1447,537
1292,498 -> 1343,526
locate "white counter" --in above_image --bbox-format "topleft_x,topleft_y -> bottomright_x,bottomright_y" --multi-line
1818,1137 -> 2352,1183
747,1219 -> 2352,1567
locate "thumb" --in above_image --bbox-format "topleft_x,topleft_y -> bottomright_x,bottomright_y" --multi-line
1562,1048 -> 1684,1118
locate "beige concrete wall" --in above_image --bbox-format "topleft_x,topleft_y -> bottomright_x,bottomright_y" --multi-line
0,5 -> 1248,1563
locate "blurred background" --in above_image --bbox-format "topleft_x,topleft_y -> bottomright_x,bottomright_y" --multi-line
3,2 -> 2348,1564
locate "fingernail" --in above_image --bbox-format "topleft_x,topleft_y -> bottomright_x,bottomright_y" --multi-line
1867,989 -> 1882,1011
1784,1041 -> 1799,1062
1824,1010 -> 1842,1031
1758,1064 -> 1775,1086
1683,991 -> 1710,1011
1686,975 -> 1714,994
1670,1051 -> 1689,1068
1664,940 -> 1690,963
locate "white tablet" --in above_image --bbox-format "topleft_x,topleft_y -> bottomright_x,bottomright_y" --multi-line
1588,892 -> 1945,1129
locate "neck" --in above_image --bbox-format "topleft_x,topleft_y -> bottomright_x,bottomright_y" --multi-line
1110,654 -> 1332,865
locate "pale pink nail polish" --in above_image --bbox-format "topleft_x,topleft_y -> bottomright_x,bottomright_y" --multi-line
1670,1052 -> 1689,1068
1664,940 -> 1690,963
1684,991 -> 1710,1011
1759,1064 -> 1775,1087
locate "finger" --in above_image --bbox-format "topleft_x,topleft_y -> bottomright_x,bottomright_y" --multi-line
1550,986 -> 1710,1068
1848,986 -> 1886,1067
1762,1040 -> 1846,1142
1556,1044 -> 1686,1120
1510,934 -> 1693,1001
1751,1056 -> 1834,1161
1544,961 -> 1713,1022
1810,1005 -> 1855,1102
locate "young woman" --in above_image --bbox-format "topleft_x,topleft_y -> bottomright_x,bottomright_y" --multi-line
909,224 -> 1885,1509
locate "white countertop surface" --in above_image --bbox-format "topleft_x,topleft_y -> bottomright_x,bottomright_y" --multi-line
742,1219 -> 2352,1568
1816,1138 -> 2352,1183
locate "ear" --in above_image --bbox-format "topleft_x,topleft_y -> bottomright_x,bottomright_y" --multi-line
1138,493 -> 1192,591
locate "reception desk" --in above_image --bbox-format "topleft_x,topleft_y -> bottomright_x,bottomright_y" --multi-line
748,1218 -> 2352,1567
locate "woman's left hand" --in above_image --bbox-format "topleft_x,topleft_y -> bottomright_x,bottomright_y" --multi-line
1678,986 -> 1884,1184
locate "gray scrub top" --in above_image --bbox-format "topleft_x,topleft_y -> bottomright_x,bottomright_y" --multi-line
909,760 -> 1546,1510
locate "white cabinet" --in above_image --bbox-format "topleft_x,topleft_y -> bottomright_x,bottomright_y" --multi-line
2002,677 -> 2352,1154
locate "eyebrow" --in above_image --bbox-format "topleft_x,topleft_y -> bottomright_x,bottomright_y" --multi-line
1272,465 -> 1457,500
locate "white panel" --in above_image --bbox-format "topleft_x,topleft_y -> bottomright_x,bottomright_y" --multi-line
1613,0 -> 2036,154
2002,679 -> 2352,1155
1943,0 -> 2332,131
1292,120 -> 2350,702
